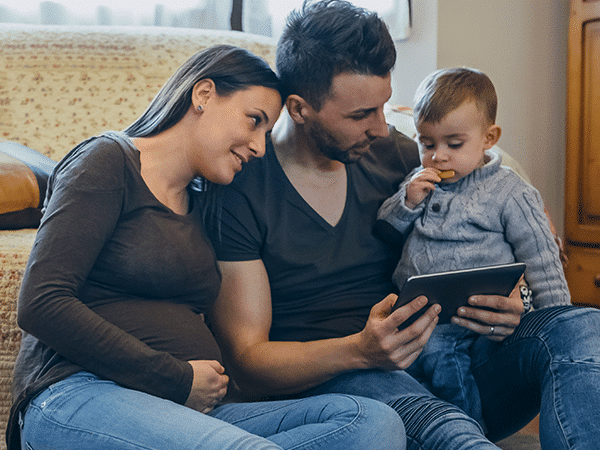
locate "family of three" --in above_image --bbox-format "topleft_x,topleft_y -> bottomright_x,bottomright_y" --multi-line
8,1 -> 600,449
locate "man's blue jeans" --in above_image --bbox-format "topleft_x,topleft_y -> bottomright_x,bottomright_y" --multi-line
300,305 -> 600,450
21,372 -> 405,450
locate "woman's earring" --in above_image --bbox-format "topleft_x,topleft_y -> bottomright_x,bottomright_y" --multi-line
197,105 -> 204,112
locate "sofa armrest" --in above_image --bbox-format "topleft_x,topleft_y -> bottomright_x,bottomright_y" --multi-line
0,228 -> 38,448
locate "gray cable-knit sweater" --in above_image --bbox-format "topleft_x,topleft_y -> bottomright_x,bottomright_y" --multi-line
377,150 -> 570,309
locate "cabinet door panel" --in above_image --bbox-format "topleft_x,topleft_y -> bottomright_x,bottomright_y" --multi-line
565,246 -> 600,307
565,1 -> 600,244
582,21 -> 600,219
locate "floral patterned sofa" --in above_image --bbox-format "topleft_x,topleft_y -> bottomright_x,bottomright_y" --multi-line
0,23 -> 277,448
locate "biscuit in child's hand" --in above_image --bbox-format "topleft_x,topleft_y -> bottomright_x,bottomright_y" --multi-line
438,170 -> 455,179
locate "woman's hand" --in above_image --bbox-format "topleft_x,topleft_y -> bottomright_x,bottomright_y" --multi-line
451,280 -> 524,341
184,360 -> 229,413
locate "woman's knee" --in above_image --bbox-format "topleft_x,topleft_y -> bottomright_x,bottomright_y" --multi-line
329,395 -> 405,450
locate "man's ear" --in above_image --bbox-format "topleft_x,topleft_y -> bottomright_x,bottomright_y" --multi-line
286,94 -> 312,124
484,124 -> 502,149
191,79 -> 215,110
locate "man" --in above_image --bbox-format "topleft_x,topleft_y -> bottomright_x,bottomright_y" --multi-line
207,1 -> 600,449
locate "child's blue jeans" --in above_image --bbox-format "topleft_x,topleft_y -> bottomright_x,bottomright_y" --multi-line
405,323 -> 483,427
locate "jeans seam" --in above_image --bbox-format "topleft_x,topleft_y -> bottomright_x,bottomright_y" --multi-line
548,357 -> 571,450
221,397 -> 326,424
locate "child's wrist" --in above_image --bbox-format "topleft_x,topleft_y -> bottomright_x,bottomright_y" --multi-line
405,197 -> 418,209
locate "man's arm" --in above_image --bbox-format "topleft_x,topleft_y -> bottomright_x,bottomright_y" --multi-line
209,259 -> 440,397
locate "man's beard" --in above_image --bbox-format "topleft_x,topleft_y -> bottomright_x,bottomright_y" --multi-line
306,120 -> 373,164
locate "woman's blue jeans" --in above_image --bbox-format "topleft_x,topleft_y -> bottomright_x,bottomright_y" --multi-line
300,305 -> 600,450
20,372 -> 405,450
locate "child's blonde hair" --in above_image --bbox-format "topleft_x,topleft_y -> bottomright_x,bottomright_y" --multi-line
413,67 -> 497,127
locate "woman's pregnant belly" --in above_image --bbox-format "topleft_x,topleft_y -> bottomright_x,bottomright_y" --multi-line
91,300 -> 222,363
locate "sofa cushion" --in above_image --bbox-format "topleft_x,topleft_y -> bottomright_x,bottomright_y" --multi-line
0,142 -> 57,229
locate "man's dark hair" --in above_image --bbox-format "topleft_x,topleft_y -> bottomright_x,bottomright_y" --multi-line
276,0 -> 396,110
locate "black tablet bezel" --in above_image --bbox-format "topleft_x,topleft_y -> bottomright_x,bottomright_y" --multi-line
391,262 -> 527,327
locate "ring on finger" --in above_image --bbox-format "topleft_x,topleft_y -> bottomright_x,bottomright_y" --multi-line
489,326 -> 495,335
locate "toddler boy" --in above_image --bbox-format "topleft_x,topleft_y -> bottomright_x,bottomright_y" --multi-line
377,67 -> 570,427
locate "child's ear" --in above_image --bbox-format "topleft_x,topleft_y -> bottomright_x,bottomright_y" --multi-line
484,124 -> 502,149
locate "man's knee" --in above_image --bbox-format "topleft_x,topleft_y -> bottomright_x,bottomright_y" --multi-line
387,394 -> 484,440
515,306 -> 600,362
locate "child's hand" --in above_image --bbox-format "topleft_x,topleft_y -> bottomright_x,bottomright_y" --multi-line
405,168 -> 441,209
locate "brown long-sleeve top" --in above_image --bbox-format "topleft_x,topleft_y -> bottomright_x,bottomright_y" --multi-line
7,132 -> 222,449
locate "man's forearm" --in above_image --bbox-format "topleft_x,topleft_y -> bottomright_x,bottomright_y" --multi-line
230,334 -> 367,397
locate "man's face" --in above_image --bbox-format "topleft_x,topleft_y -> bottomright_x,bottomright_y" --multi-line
305,72 -> 392,164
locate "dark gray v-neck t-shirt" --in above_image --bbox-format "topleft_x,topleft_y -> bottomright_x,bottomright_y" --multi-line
211,128 -> 420,341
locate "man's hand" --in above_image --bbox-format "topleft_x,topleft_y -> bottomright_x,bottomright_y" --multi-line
184,360 -> 229,413
451,279 -> 524,341
354,294 -> 440,370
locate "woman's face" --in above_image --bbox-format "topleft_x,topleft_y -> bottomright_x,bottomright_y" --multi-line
195,85 -> 282,185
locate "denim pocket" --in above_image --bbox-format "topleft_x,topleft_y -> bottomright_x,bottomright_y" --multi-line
32,372 -> 98,413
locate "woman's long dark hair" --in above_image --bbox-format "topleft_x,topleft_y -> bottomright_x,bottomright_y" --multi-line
124,45 -> 283,137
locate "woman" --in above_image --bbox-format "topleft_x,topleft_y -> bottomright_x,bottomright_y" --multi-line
7,45 -> 404,450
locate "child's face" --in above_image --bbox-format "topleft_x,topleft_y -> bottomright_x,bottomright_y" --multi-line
415,100 -> 499,183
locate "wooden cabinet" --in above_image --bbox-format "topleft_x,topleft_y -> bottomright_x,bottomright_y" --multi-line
565,0 -> 600,307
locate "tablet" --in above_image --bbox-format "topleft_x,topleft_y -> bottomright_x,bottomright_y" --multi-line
391,262 -> 526,327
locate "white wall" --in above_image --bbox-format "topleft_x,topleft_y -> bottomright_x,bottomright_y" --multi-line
390,0 -> 569,236
389,0 -> 438,107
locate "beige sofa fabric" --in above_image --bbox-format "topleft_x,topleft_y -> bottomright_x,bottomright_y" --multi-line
0,229 -> 36,444
0,25 -> 276,161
